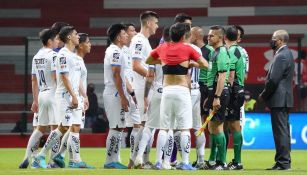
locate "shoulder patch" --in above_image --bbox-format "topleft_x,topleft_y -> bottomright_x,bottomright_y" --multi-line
112,52 -> 120,62
135,44 -> 142,52
60,57 -> 66,64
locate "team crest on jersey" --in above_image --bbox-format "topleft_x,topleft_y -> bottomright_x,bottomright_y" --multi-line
112,52 -> 120,62
60,57 -> 66,64
135,44 -> 142,54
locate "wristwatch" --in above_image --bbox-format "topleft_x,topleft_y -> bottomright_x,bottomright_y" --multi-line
214,94 -> 220,99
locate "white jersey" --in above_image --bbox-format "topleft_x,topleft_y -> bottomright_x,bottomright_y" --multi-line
130,33 -> 152,90
103,44 -> 126,91
76,55 -> 87,92
152,65 -> 163,91
239,46 -> 249,73
31,47 -> 57,92
55,47 -> 81,94
189,44 -> 202,89
123,46 -> 133,84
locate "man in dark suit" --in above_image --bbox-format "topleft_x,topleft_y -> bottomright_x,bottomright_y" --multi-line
259,30 -> 294,170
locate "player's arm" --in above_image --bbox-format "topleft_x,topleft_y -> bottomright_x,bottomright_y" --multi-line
31,75 -> 39,113
143,67 -> 155,113
126,77 -> 137,104
145,55 -> 161,65
132,59 -> 148,77
79,80 -> 89,110
112,66 -> 129,112
213,71 -> 226,111
61,73 -> 78,108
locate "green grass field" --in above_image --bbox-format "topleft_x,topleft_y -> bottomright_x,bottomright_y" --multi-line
0,148 -> 306,175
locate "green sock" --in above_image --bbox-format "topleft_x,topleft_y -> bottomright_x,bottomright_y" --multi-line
224,129 -> 229,154
209,133 -> 217,162
214,132 -> 226,164
233,131 -> 242,163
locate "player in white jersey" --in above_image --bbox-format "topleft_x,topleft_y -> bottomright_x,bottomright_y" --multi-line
19,29 -> 59,169
52,33 -> 91,168
134,27 -> 172,170
129,11 -> 159,168
103,24 -> 129,169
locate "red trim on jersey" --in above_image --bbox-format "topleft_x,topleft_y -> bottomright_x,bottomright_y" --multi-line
150,42 -> 200,65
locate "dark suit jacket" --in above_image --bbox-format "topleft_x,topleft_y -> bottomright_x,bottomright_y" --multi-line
261,45 -> 295,108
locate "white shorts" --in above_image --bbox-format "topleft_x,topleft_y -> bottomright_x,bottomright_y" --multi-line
56,92 -> 83,127
145,87 -> 162,129
80,97 -> 85,129
32,113 -> 38,127
125,95 -> 141,127
135,89 -> 146,122
191,89 -> 201,130
160,86 -> 192,130
103,88 -> 126,129
38,90 -> 58,126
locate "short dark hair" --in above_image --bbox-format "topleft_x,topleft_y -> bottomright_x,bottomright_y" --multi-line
226,26 -> 238,41
162,26 -> 171,42
174,13 -> 192,23
170,23 -> 190,42
78,33 -> 89,44
51,22 -> 70,34
107,23 -> 126,43
140,11 -> 159,26
59,26 -> 75,43
210,25 -> 225,37
234,25 -> 244,39
122,23 -> 136,31
39,28 -> 57,46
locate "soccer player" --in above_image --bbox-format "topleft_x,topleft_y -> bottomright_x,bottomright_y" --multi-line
103,24 -> 129,169
225,26 -> 247,170
19,28 -> 59,168
206,25 -> 230,170
146,22 -> 208,170
51,22 -> 70,52
52,33 -> 91,168
129,11 -> 159,167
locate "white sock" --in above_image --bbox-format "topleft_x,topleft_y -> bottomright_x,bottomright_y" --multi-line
132,127 -> 143,161
173,131 -> 182,159
58,131 -> 70,158
113,131 -> 122,162
129,128 -> 139,160
156,130 -> 168,164
105,129 -> 120,164
24,129 -> 43,160
69,132 -> 81,163
180,131 -> 191,164
39,129 -> 62,157
67,135 -> 73,162
143,128 -> 155,163
163,130 -> 174,163
32,140 -> 40,157
136,127 -> 153,161
194,130 -> 205,163
49,136 -> 61,164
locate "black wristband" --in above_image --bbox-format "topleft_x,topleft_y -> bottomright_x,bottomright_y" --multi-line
130,91 -> 135,97
214,94 -> 220,99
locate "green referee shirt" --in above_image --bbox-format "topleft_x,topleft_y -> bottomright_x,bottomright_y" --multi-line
199,44 -> 214,85
207,46 -> 230,87
228,44 -> 246,87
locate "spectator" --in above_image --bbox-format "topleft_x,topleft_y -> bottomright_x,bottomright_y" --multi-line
85,83 -> 98,128
244,90 -> 256,111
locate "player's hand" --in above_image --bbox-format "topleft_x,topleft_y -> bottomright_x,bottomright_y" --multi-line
121,96 -> 129,112
71,95 -> 78,109
31,101 -> 38,113
84,97 -> 89,110
212,98 -> 221,111
144,97 -> 149,114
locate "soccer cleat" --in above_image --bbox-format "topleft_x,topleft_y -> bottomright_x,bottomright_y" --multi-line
152,162 -> 162,170
204,160 -> 216,169
177,163 -> 197,170
133,156 -> 143,169
19,158 -> 29,169
210,161 -> 228,170
170,160 -> 178,167
142,161 -> 154,169
227,159 -> 243,170
53,154 -> 65,168
68,161 -> 95,169
194,162 -> 208,170
47,162 -> 60,168
162,161 -> 174,170
104,162 -> 127,169
31,156 -> 47,169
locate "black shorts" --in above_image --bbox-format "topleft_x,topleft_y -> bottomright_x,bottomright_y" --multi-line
207,87 -> 230,122
227,85 -> 244,121
199,82 -> 209,116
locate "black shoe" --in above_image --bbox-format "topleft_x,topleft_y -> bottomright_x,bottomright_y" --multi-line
210,161 -> 228,170
266,164 -> 291,170
227,159 -> 243,170
192,161 -> 197,167
204,160 -> 216,170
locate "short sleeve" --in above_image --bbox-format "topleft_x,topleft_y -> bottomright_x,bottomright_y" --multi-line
31,58 -> 36,75
217,49 -> 229,72
188,45 -> 201,62
51,52 -> 57,71
130,39 -> 144,60
110,50 -> 122,66
58,53 -> 69,73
